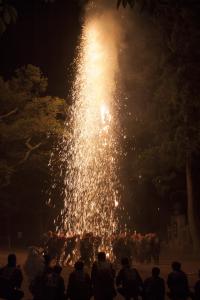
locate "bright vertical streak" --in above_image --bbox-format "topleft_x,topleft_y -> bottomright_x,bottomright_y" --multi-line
61,6 -> 122,243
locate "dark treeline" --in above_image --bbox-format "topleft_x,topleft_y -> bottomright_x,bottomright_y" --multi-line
118,0 -> 200,252
0,64 -> 67,243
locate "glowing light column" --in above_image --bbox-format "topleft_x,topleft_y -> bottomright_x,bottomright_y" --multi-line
61,8 -> 121,243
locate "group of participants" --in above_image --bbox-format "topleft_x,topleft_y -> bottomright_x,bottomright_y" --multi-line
0,252 -> 200,300
113,232 -> 160,265
42,231 -> 161,267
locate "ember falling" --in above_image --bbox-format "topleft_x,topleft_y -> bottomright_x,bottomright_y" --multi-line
59,3 -> 124,241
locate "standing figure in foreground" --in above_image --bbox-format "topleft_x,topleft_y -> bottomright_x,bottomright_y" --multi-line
194,270 -> 200,300
66,261 -> 91,300
144,267 -> 165,300
167,261 -> 189,300
116,257 -> 143,300
91,252 -> 116,300
0,254 -> 24,300
30,263 -> 65,300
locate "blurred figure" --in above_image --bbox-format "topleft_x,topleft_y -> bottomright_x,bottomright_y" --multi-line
144,267 -> 165,300
116,257 -> 143,300
30,264 -> 65,300
167,261 -> 189,300
46,231 -> 59,260
29,254 -> 53,300
93,235 -> 101,259
0,254 -> 24,300
63,233 -> 76,265
143,235 -> 151,264
66,260 -> 91,300
194,270 -> 200,300
91,252 -> 116,300
43,265 -> 65,300
24,246 -> 44,282
80,234 -> 93,267
152,234 -> 160,265
56,233 -> 66,265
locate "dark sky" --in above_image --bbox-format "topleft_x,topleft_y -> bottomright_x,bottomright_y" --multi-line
0,0 -> 82,98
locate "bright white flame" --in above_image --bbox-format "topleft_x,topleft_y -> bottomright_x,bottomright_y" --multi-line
49,5 -> 124,247
100,104 -> 111,125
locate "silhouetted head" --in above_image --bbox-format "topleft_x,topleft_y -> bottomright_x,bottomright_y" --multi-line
7,254 -> 16,267
121,257 -> 130,267
74,260 -> 84,271
98,252 -> 106,262
43,254 -> 51,267
172,261 -> 181,271
54,265 -> 62,274
152,267 -> 160,277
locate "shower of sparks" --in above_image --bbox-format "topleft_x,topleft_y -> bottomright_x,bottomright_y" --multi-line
53,6 -> 123,246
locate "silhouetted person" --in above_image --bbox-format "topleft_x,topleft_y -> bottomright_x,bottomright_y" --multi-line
167,261 -> 189,300
80,235 -> 93,266
66,260 -> 91,300
194,270 -> 200,300
93,235 -> 101,258
144,267 -> 165,300
46,232 -> 58,260
116,257 -> 143,300
64,235 -> 76,265
30,264 -> 64,300
43,265 -> 65,300
43,254 -> 54,273
152,235 -> 160,265
91,252 -> 116,300
24,247 -> 44,282
0,254 -> 24,300
29,254 -> 53,300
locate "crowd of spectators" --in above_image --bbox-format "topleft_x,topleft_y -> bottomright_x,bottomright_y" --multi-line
0,252 -> 199,300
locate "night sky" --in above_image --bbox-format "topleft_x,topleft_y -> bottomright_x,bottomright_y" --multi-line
0,0 -> 82,98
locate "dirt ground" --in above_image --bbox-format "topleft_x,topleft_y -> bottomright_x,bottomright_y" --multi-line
0,249 -> 199,300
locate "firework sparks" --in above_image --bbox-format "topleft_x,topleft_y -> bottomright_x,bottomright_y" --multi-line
56,4 -> 123,246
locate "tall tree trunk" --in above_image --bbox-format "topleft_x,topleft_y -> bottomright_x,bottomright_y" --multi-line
186,154 -> 200,253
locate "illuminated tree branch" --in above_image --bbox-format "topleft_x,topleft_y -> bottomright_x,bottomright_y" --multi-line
17,137 -> 42,166
0,108 -> 18,120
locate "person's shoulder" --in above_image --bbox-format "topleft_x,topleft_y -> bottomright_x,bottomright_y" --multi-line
132,267 -> 139,273
0,265 -> 5,272
92,261 -> 98,268
167,272 -> 174,282
195,279 -> 200,287
180,270 -> 188,278
14,268 -> 23,277
84,272 -> 90,279
117,268 -> 124,274
167,271 -> 173,277
160,276 -> 165,281
0,266 -> 6,277
181,270 -> 187,275
144,277 -> 151,284
196,279 -> 200,284
158,277 -> 165,284
15,265 -> 22,272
